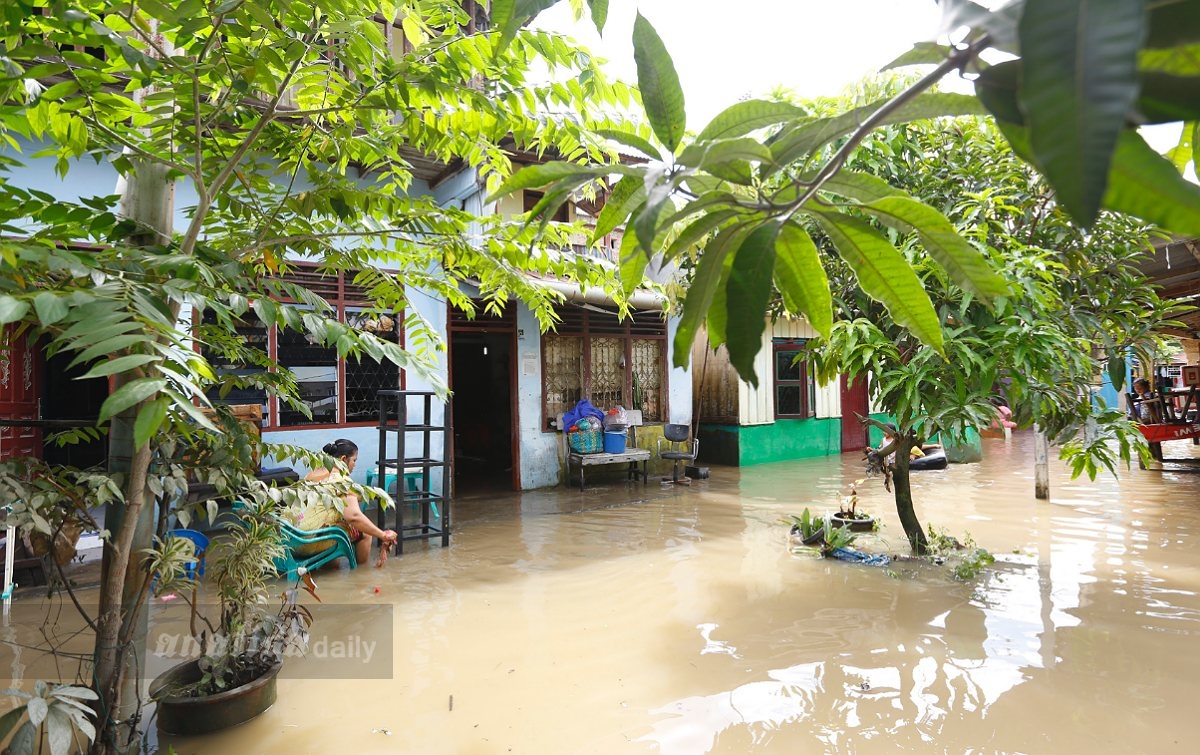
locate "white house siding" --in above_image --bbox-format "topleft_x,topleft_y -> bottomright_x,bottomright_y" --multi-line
738,317 -> 825,426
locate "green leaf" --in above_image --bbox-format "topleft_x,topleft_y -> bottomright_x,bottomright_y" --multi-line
774,222 -> 833,339
768,93 -> 986,171
1103,128 -> 1200,236
662,209 -> 739,262
33,292 -> 68,325
1018,0 -> 1147,227
587,0 -> 609,33
595,128 -> 660,160
77,354 -> 159,380
725,224 -> 779,385
858,196 -> 1009,305
695,99 -> 806,142
1108,355 -> 1126,393
133,396 -> 169,447
632,13 -> 685,153
811,169 -> 904,203
633,168 -> 674,251
0,707 -> 25,747
677,137 -> 773,185
808,210 -> 943,353
618,229 -> 648,295
488,162 -> 615,202
98,377 -> 167,425
881,43 -> 954,71
1146,0 -> 1200,48
0,295 -> 29,325
593,175 -> 645,242
1138,73 -> 1200,123
672,223 -> 753,369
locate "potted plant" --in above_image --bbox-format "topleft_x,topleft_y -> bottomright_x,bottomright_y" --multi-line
784,509 -> 860,556
146,500 -> 319,737
785,508 -> 828,546
830,480 -> 877,533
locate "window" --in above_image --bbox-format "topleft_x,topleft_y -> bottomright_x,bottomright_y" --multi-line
542,307 -> 667,430
774,339 -> 814,419
196,265 -> 403,429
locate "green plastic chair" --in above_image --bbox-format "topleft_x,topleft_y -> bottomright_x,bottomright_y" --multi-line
232,501 -> 358,579
274,520 -> 357,579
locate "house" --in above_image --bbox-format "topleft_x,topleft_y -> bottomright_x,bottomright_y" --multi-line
691,317 -> 877,466
0,10 -> 692,495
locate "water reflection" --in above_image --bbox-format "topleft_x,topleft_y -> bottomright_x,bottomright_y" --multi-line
3,432 -> 1200,753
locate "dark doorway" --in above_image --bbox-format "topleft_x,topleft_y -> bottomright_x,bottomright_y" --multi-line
41,349 -> 108,468
449,325 -> 516,495
840,374 -> 870,452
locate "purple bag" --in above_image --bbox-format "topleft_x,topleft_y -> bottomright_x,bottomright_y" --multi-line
562,399 -> 605,430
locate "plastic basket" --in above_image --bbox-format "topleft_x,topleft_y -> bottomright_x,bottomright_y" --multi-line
567,429 -> 603,454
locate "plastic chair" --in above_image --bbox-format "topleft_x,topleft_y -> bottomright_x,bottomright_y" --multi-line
657,424 -> 699,484
167,529 -> 209,579
274,520 -> 357,580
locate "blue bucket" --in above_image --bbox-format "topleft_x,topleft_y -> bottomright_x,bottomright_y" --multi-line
603,431 -> 627,454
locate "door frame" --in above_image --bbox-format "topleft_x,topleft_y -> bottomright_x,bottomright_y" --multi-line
447,304 -> 520,491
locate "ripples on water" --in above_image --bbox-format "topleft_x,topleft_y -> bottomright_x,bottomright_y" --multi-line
5,433 -> 1200,753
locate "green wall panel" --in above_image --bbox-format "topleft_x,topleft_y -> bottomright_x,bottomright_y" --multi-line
737,418 -> 842,466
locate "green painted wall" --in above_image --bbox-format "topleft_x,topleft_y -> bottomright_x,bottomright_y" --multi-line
698,418 -> 843,466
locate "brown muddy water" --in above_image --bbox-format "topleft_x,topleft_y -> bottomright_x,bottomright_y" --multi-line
4,431 -> 1200,753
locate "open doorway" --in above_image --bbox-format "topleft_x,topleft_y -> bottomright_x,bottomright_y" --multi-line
449,309 -> 517,495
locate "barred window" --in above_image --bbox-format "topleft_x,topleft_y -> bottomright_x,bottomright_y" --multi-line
541,306 -> 667,430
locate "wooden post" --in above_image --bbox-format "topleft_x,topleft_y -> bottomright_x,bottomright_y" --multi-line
1034,424 -> 1050,499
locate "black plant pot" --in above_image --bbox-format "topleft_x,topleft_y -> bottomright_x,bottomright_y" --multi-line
830,514 -> 876,533
150,658 -> 283,736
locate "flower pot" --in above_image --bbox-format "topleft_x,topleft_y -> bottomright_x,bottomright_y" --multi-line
150,657 -> 283,736
830,514 -> 876,533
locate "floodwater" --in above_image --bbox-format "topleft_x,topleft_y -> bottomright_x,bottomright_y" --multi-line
5,431 -> 1200,753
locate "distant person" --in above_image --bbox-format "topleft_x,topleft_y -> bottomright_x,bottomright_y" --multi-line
1131,378 -> 1163,423
878,423 -> 925,467
294,439 -> 398,567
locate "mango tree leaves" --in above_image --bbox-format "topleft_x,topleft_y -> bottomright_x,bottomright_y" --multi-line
773,222 -> 832,339
1104,129 -> 1200,237
695,99 -> 807,142
672,223 -> 754,369
632,13 -> 685,153
724,224 -> 781,383
767,93 -> 987,172
807,210 -> 944,354
857,197 -> 1010,305
1016,0 -> 1146,227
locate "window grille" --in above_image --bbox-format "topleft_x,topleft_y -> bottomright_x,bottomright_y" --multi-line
631,338 -> 664,420
541,306 -> 668,429
196,263 -> 404,428
590,337 -> 624,408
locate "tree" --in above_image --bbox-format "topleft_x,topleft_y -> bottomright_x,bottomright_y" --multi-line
493,0 -> 1199,551
0,1 -> 632,751
805,105 -> 1180,551
493,0 -> 1200,379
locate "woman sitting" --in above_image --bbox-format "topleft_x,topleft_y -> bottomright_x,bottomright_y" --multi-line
288,439 -> 398,567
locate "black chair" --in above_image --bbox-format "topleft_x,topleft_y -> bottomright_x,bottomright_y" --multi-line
657,424 -> 698,484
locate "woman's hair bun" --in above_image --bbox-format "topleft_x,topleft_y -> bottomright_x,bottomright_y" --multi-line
323,439 -> 358,458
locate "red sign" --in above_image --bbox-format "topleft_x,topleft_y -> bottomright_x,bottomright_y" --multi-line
1137,423 -> 1200,443
1184,365 -> 1200,386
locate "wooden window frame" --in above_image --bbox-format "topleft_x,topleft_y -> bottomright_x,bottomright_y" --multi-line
540,307 -> 669,431
773,339 -> 815,420
195,263 -> 406,431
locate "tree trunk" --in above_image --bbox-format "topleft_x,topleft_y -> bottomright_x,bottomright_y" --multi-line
92,155 -> 175,754
891,435 -> 928,554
